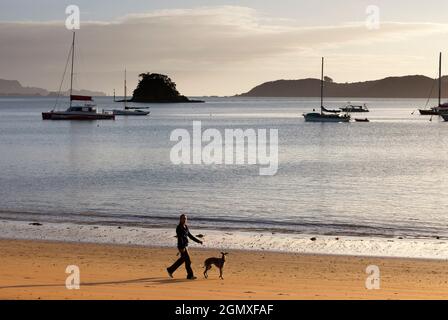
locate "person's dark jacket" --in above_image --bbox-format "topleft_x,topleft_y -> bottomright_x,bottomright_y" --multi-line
176,224 -> 202,249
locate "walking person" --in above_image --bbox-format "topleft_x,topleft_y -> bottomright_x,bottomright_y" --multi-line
167,214 -> 203,280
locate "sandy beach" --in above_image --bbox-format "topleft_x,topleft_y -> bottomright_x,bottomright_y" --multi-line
1,239 -> 448,300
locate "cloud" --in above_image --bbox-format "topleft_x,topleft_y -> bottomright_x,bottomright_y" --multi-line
1,6 -> 448,95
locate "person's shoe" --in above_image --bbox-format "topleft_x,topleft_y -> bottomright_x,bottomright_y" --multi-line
167,268 -> 173,278
187,276 -> 197,280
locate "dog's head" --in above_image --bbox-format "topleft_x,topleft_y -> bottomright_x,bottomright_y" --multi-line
220,252 -> 229,256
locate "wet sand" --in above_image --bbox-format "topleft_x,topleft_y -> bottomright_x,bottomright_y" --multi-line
0,239 -> 447,300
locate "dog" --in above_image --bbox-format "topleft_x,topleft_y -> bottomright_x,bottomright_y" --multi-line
203,252 -> 228,279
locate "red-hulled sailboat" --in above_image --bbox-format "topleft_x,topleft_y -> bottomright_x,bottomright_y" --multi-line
42,32 -> 114,121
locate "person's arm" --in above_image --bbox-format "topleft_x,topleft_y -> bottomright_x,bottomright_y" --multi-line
187,228 -> 203,244
176,225 -> 182,238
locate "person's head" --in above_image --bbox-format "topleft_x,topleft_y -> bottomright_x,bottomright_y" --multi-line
179,214 -> 187,226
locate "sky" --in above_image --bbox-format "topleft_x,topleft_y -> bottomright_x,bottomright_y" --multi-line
2,0 -> 448,96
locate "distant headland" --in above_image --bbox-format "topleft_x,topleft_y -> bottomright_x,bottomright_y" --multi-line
128,73 -> 204,103
238,75 -> 448,98
5,74 -> 448,100
0,79 -> 106,97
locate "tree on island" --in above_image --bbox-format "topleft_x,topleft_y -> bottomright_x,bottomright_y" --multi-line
131,72 -> 203,103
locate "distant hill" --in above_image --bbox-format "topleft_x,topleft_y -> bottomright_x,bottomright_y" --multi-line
0,79 -> 48,96
0,79 -> 106,97
238,75 -> 448,98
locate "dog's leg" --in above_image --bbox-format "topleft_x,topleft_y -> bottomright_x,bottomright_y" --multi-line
219,267 -> 223,280
204,265 -> 211,279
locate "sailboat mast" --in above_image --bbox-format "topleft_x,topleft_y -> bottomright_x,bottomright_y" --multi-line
321,57 -> 324,114
439,52 -> 442,107
70,31 -> 75,108
124,69 -> 127,109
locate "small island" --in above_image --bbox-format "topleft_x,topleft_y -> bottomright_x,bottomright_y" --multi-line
129,73 -> 204,103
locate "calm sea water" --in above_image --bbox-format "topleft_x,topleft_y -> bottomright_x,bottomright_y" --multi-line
1,96 -> 448,239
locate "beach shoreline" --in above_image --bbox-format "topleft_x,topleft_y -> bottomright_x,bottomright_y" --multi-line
1,219 -> 448,260
1,238 -> 448,300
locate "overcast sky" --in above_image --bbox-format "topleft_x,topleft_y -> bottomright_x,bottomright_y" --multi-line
2,0 -> 448,95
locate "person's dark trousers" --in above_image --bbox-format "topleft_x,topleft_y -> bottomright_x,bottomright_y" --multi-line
167,248 -> 194,278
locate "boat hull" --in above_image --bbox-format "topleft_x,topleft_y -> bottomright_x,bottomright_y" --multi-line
303,113 -> 350,123
42,112 -> 115,120
340,108 -> 369,113
112,110 -> 149,116
419,109 -> 439,115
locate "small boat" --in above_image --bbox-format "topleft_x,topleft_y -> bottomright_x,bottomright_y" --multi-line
42,32 -> 114,121
355,118 -> 370,122
109,69 -> 150,116
303,57 -> 351,123
112,109 -> 149,116
340,103 -> 369,113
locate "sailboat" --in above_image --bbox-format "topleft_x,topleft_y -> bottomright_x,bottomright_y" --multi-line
42,32 -> 115,120
303,58 -> 350,123
419,52 -> 448,116
109,69 -> 150,116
